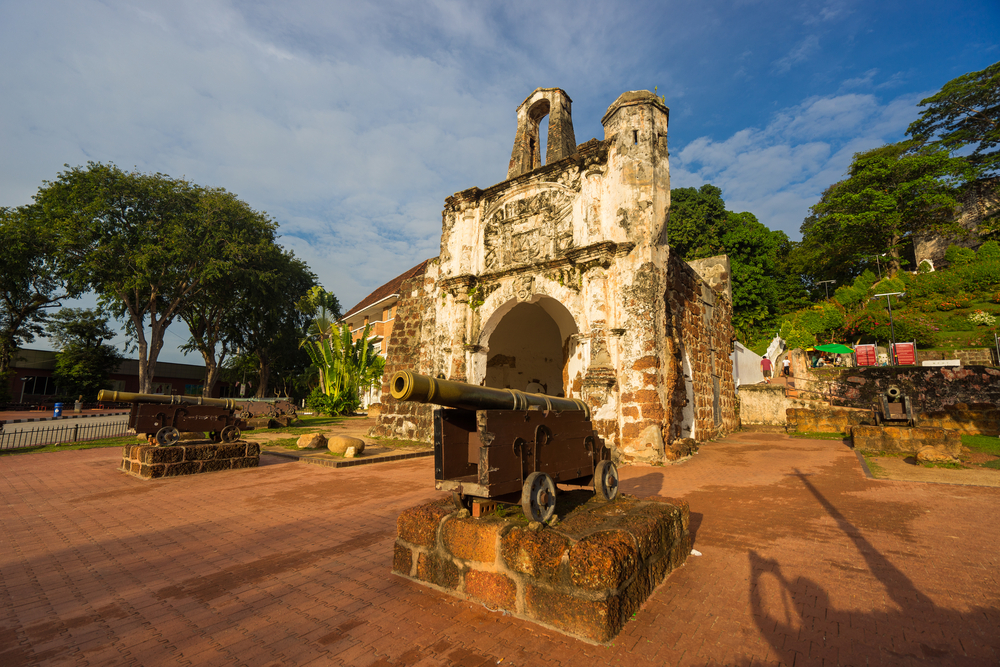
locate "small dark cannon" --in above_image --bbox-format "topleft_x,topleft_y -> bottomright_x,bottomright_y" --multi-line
872,385 -> 915,427
97,390 -> 247,446
390,370 -> 618,522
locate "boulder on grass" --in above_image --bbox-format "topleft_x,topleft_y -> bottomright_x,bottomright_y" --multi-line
296,433 -> 328,449
329,435 -> 365,455
916,445 -> 955,463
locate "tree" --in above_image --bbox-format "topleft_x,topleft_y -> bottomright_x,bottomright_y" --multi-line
46,308 -> 124,400
226,248 -> 317,397
907,60 -> 1000,178
177,188 -> 285,397
30,162 -> 266,393
0,207 -> 78,399
667,185 -> 797,341
805,142 -> 972,274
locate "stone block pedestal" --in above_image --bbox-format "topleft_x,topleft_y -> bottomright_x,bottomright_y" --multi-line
851,426 -> 962,456
393,494 -> 690,643
121,441 -> 261,479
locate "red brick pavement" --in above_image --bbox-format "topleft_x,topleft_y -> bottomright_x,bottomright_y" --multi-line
0,433 -> 998,666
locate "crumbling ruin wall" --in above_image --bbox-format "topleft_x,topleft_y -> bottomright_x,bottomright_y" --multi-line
368,261 -> 439,443
371,88 -> 737,462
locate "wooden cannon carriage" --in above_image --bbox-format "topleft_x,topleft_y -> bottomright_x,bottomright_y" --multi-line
98,390 -> 246,446
390,371 -> 619,522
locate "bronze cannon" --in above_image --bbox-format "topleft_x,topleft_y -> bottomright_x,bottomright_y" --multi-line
390,370 -> 618,522
98,390 -> 247,446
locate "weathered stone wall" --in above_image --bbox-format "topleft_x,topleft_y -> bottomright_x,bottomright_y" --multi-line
852,425 -> 963,456
786,407 -> 871,433
830,366 -> 1000,413
371,88 -> 737,462
738,384 -> 830,426
368,263 -> 439,443
914,177 -> 999,269
916,348 -> 997,366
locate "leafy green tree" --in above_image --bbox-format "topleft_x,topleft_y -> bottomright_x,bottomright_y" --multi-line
226,249 -> 317,397
668,185 -> 798,341
0,208 -> 78,398
907,60 -> 1000,178
29,162 -> 292,394
805,142 -> 972,274
46,308 -> 124,400
177,189 -> 287,397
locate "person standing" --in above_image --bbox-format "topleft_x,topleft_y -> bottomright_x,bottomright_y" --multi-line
761,357 -> 772,379
782,357 -> 791,377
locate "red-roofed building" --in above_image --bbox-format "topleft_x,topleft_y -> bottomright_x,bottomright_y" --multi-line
339,260 -> 432,357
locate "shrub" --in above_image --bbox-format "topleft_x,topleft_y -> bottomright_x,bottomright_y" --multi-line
969,310 -> 998,326
991,292 -> 1000,304
918,260 -> 933,273
945,244 -> 976,266
977,240 -> 1000,262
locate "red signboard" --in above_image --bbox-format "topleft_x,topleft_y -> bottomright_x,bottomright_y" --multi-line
855,344 -> 878,366
892,342 -> 916,365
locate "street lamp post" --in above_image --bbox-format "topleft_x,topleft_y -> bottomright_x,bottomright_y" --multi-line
872,292 -> 905,365
816,280 -> 836,300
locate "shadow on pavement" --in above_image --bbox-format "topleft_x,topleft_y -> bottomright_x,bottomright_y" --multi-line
747,469 -> 999,666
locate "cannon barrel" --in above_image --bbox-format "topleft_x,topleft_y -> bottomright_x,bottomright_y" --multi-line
98,390 -> 238,410
390,371 -> 589,417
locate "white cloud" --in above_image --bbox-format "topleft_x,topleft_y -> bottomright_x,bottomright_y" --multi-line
672,90 -> 925,237
771,35 -> 820,74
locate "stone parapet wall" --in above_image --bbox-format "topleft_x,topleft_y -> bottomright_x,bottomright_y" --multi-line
851,426 -> 962,456
393,495 -> 690,643
919,405 -> 1000,435
916,348 -> 997,366
830,366 -> 1000,413
121,441 -> 260,479
786,407 -> 871,433
737,384 -> 829,426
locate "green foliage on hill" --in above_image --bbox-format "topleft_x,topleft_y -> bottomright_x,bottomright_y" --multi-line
776,245 -> 1000,349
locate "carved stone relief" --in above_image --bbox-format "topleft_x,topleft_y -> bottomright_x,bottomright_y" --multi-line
483,187 -> 576,271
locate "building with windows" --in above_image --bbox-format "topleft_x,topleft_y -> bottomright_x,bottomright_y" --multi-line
339,260 -> 431,357
4,348 -> 232,404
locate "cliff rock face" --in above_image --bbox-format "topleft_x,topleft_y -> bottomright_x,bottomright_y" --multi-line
371,89 -> 737,463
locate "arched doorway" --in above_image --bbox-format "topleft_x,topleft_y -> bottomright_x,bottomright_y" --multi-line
478,297 -> 578,397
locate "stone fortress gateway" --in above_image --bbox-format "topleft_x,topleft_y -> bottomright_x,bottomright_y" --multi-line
372,88 -> 738,463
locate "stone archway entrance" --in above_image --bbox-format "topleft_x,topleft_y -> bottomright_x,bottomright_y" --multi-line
479,297 -> 578,397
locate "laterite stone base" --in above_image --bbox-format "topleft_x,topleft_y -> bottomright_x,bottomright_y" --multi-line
120,441 -> 261,479
393,494 -> 690,643
851,425 -> 963,456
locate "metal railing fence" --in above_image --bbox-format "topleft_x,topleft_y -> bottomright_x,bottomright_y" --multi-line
0,420 -> 132,450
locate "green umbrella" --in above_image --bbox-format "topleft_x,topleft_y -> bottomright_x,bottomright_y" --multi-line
815,343 -> 854,354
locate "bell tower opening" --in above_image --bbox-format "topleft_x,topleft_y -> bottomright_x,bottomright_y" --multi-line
507,88 -> 576,180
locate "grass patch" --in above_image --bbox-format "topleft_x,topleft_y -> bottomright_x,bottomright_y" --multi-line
369,436 -> 432,450
0,435 -> 136,456
860,452 -> 887,478
919,460 -> 965,469
787,431 -> 848,440
961,434 -> 1000,456
982,459 -> 1000,470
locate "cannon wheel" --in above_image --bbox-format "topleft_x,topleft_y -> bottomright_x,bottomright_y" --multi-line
594,460 -> 620,501
155,427 -> 180,447
521,472 -> 557,523
221,425 -> 240,443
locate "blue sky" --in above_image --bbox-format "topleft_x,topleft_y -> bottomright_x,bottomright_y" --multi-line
2,0 -> 998,364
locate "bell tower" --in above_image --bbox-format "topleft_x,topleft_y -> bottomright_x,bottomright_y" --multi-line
506,88 -> 577,180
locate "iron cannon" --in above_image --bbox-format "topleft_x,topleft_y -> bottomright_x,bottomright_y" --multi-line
390,370 -> 618,522
871,385 -> 915,427
98,390 -> 247,446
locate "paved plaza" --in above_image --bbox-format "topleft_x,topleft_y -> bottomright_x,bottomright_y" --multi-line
1,433 -> 998,666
